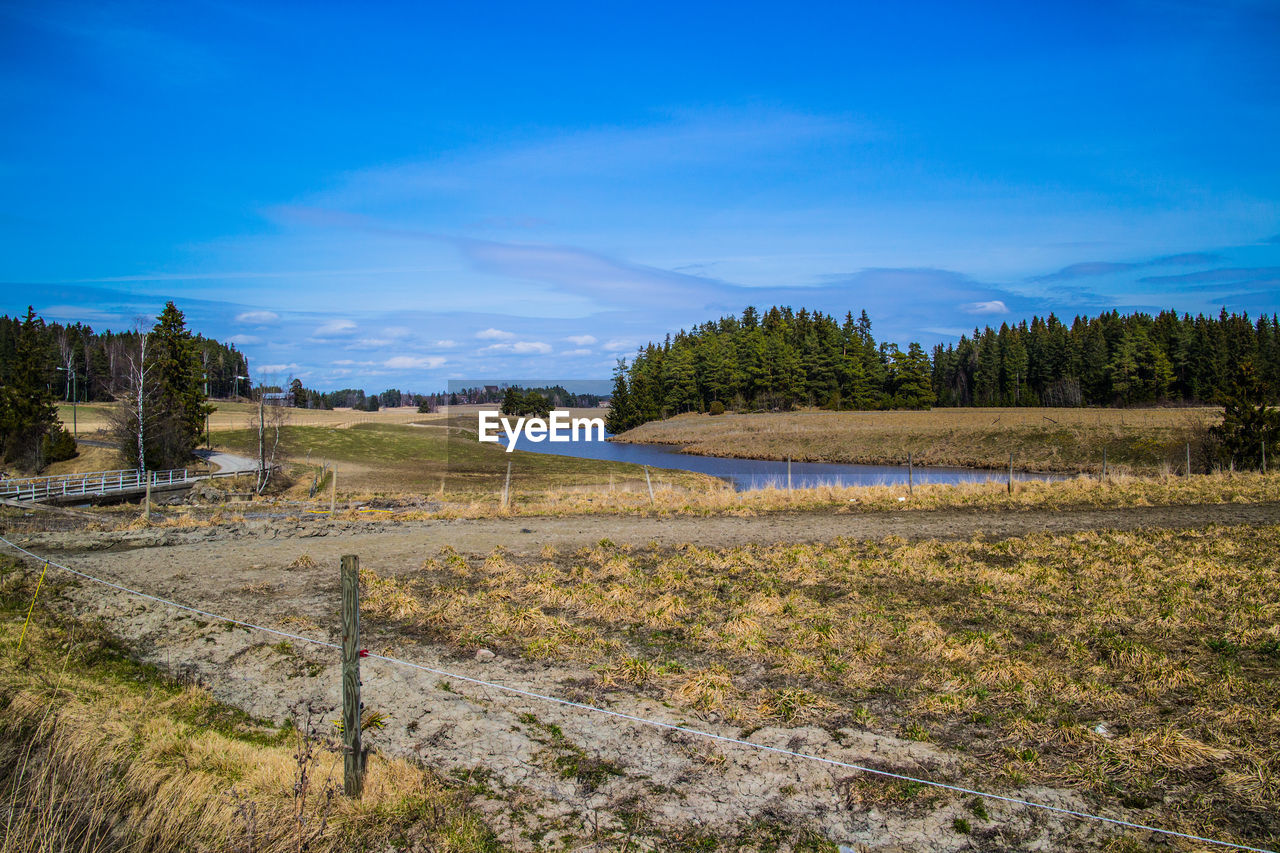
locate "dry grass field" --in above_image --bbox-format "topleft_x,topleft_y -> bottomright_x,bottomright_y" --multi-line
618,407 -> 1222,476
358,525 -> 1280,850
212,419 -> 715,499
57,400 -> 448,434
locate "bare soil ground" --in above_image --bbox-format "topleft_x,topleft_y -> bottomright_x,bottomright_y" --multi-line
8,500 -> 1278,851
16,500 -> 1280,556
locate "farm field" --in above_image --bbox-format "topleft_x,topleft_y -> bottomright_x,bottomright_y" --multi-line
616,407 -> 1222,476
6,509 -> 1279,851
211,419 -> 715,498
14,401 -> 1278,851
57,400 -> 450,434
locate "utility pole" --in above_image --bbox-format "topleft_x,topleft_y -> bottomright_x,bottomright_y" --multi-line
56,366 -> 77,436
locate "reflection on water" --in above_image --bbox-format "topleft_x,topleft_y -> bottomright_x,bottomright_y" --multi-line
502,433 -> 1061,492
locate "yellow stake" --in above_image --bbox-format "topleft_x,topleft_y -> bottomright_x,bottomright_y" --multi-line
17,560 -> 48,653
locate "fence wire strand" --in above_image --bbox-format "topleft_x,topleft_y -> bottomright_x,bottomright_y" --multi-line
0,534 -> 1272,853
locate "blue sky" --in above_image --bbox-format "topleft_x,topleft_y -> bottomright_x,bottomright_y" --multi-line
3,0 -> 1278,391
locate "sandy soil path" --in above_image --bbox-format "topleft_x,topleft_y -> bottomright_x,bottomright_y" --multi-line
19,501 -> 1280,563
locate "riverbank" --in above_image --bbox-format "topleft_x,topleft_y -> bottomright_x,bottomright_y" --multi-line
614,407 -> 1220,476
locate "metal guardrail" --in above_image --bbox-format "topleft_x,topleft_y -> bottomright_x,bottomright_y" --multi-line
0,467 -> 248,503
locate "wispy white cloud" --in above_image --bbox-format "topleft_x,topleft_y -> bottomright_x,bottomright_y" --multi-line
256,362 -> 299,374
235,310 -> 279,324
561,348 -> 593,357
962,300 -> 1009,315
313,319 -> 357,338
226,333 -> 260,345
566,334 -> 597,345
481,341 -> 552,354
476,327 -> 515,340
38,304 -> 125,325
602,338 -> 638,352
384,355 -> 446,369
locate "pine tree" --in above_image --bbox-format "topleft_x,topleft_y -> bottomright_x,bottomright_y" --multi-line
604,360 -> 635,434
893,342 -> 935,409
147,302 -> 209,468
1210,361 -> 1280,470
0,307 -> 60,471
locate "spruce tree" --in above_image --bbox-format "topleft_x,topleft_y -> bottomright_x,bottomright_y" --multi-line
605,360 -> 634,434
0,307 -> 60,471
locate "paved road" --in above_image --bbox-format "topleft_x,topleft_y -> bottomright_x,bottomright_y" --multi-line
194,449 -> 259,475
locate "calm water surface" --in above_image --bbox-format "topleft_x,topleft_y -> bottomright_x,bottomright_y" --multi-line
504,433 -> 1060,492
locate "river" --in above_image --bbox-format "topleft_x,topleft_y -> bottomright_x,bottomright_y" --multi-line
503,432 -> 1060,492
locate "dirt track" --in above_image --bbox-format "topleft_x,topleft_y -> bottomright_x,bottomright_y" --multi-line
16,501 -> 1280,563
9,501 -> 1280,851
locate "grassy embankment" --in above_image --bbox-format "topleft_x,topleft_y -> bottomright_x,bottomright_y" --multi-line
213,414 -> 716,499
0,557 -> 500,853
358,525 -> 1280,850
617,407 -> 1221,476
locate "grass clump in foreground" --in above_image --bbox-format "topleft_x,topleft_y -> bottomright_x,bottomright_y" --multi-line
0,560 -> 500,853
359,525 -> 1280,850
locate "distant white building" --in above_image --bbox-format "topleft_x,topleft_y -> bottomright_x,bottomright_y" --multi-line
262,391 -> 293,406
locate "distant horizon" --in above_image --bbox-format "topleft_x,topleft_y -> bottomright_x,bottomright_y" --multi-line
4,1 -> 1278,390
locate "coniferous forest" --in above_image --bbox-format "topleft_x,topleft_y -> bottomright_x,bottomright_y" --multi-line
0,312 -> 249,403
606,306 -> 1280,433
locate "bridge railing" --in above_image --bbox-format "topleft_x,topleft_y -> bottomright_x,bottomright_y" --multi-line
0,466 -> 251,503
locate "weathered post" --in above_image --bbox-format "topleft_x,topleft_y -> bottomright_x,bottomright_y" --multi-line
502,459 -> 512,509
1101,449 -> 1107,481
144,472 -> 152,521
341,554 -> 364,798
644,466 -> 655,505
1007,452 -> 1014,495
1263,440 -> 1267,475
907,451 -> 913,496
787,456 -> 792,492
1186,442 -> 1192,478
330,468 -> 338,515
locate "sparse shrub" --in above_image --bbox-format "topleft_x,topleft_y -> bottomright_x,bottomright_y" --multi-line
708,400 -> 726,416
39,423 -> 78,466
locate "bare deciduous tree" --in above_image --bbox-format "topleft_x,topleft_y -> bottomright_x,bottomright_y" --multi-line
246,377 -> 291,494
108,319 -> 157,469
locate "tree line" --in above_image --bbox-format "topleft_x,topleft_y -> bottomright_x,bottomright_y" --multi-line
281,382 -> 606,413
0,311 -> 249,404
0,303 -> 220,473
606,305 -> 1280,433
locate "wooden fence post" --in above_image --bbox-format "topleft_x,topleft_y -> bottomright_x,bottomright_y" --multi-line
144,473 -> 151,521
644,466 -> 654,505
341,554 -> 364,798
330,468 -> 338,515
907,451 -> 913,495
1007,452 -> 1013,495
502,459 -> 512,509
1186,442 -> 1192,478
1101,449 -> 1107,481
1263,440 -> 1267,475
787,456 -> 792,492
